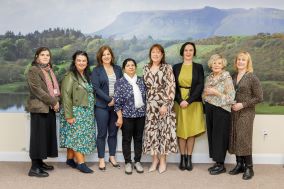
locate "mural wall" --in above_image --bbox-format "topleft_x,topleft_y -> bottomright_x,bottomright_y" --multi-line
0,0 -> 284,114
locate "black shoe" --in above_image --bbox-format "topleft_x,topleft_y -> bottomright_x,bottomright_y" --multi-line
77,163 -> 94,174
242,167 -> 254,180
208,163 -> 218,172
186,155 -> 193,171
99,166 -> 106,171
28,168 -> 49,177
229,162 -> 245,175
179,155 -> 187,171
66,159 -> 77,169
40,162 -> 54,171
109,158 -> 120,168
210,164 -> 226,175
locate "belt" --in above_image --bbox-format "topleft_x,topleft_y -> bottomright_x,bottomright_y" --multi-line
179,86 -> 191,89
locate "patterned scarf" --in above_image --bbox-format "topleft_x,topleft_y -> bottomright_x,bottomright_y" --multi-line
39,64 -> 61,97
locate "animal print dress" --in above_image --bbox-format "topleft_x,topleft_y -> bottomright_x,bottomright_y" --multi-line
143,63 -> 178,155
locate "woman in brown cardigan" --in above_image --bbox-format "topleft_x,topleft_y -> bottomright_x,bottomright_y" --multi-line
229,51 -> 263,180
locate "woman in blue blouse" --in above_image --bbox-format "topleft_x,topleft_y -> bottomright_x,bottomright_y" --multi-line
114,58 -> 146,175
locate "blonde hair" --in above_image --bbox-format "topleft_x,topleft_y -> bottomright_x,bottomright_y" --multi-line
207,54 -> 227,69
234,51 -> 253,73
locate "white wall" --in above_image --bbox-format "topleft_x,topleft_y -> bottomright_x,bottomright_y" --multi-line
0,113 -> 283,164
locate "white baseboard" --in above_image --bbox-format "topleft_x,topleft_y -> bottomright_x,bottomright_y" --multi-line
1,151 -> 283,164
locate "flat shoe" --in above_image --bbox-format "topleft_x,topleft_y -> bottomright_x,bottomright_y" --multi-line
28,168 -> 49,177
77,163 -> 94,174
66,159 -> 77,169
40,163 -> 54,171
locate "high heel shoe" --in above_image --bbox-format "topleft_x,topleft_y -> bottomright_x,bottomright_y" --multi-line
158,163 -> 167,174
109,158 -> 120,168
148,162 -> 159,172
99,166 -> 106,171
98,160 -> 106,171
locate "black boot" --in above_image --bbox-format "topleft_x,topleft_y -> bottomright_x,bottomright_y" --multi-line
243,155 -> 254,180
179,155 -> 187,171
243,165 -> 254,180
229,156 -> 244,175
186,155 -> 193,171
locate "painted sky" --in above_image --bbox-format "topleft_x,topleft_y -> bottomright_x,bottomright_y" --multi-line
0,0 -> 283,34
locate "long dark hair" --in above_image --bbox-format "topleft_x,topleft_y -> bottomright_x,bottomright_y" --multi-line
70,50 -> 91,83
31,47 -> 52,67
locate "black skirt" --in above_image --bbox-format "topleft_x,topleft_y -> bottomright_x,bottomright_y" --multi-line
29,110 -> 58,159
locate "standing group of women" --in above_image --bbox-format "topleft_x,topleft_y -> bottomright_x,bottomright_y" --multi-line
26,42 -> 263,180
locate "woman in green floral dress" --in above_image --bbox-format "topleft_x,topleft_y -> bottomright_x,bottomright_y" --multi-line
60,51 -> 96,173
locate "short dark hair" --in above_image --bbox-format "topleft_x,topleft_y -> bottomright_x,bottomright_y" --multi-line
32,47 -> 52,66
96,45 -> 115,66
70,50 -> 91,83
180,42 -> 196,57
122,58 -> 137,69
148,44 -> 166,67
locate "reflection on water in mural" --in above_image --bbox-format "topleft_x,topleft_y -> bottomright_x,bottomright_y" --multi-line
0,93 -> 27,113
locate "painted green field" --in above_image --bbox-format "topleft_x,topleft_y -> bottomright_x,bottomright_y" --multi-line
256,103 -> 284,114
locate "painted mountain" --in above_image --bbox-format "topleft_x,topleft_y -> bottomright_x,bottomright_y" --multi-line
94,6 -> 284,40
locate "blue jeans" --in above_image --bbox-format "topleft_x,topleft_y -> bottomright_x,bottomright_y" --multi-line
95,107 -> 118,158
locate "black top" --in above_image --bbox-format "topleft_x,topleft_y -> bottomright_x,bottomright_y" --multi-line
172,62 -> 204,104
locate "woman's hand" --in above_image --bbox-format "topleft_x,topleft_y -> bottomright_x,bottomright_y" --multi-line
53,102 -> 60,112
159,105 -> 167,117
66,118 -> 76,125
180,100 -> 189,108
232,103 -> 244,111
108,98 -> 115,107
204,87 -> 220,96
116,116 -> 123,129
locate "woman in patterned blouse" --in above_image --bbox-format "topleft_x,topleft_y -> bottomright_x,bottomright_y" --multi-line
203,54 -> 235,175
114,58 -> 146,175
143,44 -> 178,174
228,52 -> 263,180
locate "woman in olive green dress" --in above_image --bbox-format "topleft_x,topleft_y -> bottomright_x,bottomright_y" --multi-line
60,51 -> 96,173
173,42 -> 205,171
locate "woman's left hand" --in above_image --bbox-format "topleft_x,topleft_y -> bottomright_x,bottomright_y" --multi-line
116,116 -> 123,128
159,105 -> 167,117
232,103 -> 244,111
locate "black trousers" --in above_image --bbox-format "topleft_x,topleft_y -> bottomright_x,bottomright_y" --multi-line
30,110 -> 58,161
205,102 -> 231,163
121,117 -> 145,163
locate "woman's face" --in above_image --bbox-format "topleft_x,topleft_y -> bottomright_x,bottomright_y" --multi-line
211,58 -> 224,74
37,50 -> 50,64
151,47 -> 163,64
183,44 -> 194,61
236,55 -> 248,71
101,49 -> 112,65
124,60 -> 136,77
75,55 -> 88,73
